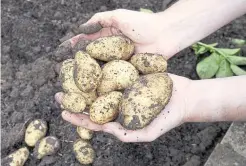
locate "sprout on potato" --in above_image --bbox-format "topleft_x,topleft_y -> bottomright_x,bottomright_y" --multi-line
2,147 -> 29,166
90,91 -> 122,124
120,73 -> 173,129
130,53 -> 167,74
77,126 -> 94,140
25,119 -> 47,147
73,139 -> 95,165
97,60 -> 139,95
86,36 -> 134,61
74,51 -> 102,93
61,93 -> 86,113
34,136 -> 60,159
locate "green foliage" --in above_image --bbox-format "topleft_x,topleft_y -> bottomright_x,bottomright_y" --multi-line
230,38 -> 246,47
192,41 -> 246,79
139,8 -> 154,13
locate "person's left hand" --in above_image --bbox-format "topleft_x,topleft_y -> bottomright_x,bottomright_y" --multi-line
55,74 -> 191,142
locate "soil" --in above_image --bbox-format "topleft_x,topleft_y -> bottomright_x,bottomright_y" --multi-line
1,0 -> 246,166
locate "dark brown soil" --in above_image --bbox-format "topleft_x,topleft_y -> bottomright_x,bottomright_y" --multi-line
1,0 -> 245,165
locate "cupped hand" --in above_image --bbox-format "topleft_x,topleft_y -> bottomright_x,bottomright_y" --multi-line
55,74 -> 191,142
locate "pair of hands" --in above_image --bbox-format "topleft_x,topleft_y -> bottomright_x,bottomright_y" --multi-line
55,9 -> 192,142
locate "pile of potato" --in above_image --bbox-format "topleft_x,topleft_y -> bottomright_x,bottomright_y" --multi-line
58,35 -> 173,164
3,119 -> 60,166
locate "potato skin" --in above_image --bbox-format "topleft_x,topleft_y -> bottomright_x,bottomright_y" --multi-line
61,93 -> 86,113
73,139 -> 95,165
130,53 -> 167,74
97,60 -> 139,95
77,126 -> 94,140
86,36 -> 134,61
34,136 -> 60,159
74,51 -> 102,92
24,119 -> 47,147
2,147 -> 29,166
59,59 -> 97,105
90,91 -> 122,124
120,73 -> 173,130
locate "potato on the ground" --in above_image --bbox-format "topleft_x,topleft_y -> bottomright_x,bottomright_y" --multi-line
34,136 -> 60,159
25,119 -> 47,147
77,126 -> 94,140
97,60 -> 139,95
59,59 -> 97,105
73,139 -> 95,165
90,91 -> 122,124
74,51 -> 102,92
120,73 -> 173,130
86,36 -> 134,61
61,93 -> 86,113
130,53 -> 167,74
2,147 -> 29,166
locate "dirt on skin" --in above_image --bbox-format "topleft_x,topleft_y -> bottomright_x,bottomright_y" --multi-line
1,0 -> 246,165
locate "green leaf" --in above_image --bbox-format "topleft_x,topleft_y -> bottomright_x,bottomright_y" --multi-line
225,55 -> 246,65
139,8 -> 153,13
230,38 -> 246,47
216,59 -> 233,78
216,48 -> 241,56
230,64 -> 246,76
208,43 -> 218,47
196,53 -> 220,79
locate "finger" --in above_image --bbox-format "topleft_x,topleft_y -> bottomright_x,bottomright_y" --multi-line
61,111 -> 102,131
102,122 -> 158,142
55,92 -> 64,104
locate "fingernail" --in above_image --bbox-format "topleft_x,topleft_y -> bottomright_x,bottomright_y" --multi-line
55,92 -> 64,103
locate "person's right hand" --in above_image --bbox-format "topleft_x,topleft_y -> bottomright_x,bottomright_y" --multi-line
65,9 -> 177,59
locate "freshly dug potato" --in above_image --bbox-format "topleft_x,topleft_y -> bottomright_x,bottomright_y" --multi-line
25,119 -> 47,147
97,60 -> 139,95
90,91 -> 122,124
120,73 -> 173,130
61,93 -> 86,113
73,139 -> 95,165
130,53 -> 167,74
86,36 -> 134,61
59,59 -> 97,105
77,126 -> 94,140
34,136 -> 60,159
74,51 -> 102,92
2,147 -> 29,166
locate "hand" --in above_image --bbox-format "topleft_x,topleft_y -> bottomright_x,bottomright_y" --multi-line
55,74 -> 191,142
62,9 -> 176,59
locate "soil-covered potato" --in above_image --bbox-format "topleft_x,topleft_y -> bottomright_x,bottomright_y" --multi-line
34,136 -> 60,159
74,51 -> 102,92
120,73 -> 173,130
2,147 -> 29,166
25,119 -> 47,147
61,93 -> 86,113
90,91 -> 122,124
73,139 -> 95,165
59,59 -> 97,105
130,53 -> 167,74
77,126 -> 94,140
97,60 -> 139,95
86,36 -> 134,61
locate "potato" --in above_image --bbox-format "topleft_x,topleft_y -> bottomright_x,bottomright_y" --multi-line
34,136 -> 60,159
120,73 -> 173,130
130,53 -> 167,74
60,59 -> 97,105
61,93 -> 86,113
2,147 -> 29,166
73,139 -> 95,165
77,126 -> 94,140
90,91 -> 122,124
97,60 -> 139,95
24,119 -> 47,147
86,36 -> 134,61
74,51 -> 102,92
